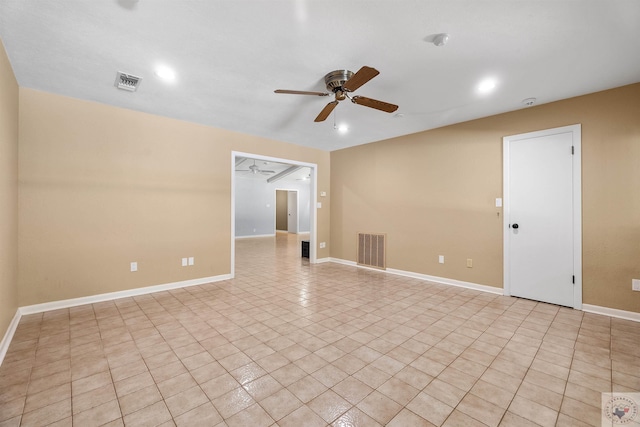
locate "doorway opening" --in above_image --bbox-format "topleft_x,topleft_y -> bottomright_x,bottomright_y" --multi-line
231,151 -> 317,278
275,189 -> 303,234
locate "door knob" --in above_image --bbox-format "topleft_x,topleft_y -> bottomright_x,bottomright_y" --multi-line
512,223 -> 519,229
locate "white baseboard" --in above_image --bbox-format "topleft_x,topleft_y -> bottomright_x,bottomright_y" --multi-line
19,274 -> 231,316
582,304 -> 640,323
328,258 -> 502,295
328,257 -> 357,267
386,267 -> 504,295
0,310 -> 22,367
235,234 -> 275,239
1,274 -> 230,366
314,257 -> 331,264
329,258 -> 639,322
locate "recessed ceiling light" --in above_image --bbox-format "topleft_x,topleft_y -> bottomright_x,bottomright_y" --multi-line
155,66 -> 176,81
477,78 -> 497,94
336,124 -> 349,133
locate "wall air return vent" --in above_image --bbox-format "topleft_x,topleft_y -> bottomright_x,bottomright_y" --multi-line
114,71 -> 141,92
357,232 -> 386,270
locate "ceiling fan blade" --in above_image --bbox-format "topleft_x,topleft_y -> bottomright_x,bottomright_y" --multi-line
314,101 -> 339,122
261,170 -> 276,174
342,66 -> 379,92
275,89 -> 329,96
351,96 -> 398,113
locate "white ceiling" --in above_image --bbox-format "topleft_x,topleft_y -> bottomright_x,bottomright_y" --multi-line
1,1 -> 639,152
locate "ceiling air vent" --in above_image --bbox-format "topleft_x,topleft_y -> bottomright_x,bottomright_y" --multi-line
114,71 -> 141,92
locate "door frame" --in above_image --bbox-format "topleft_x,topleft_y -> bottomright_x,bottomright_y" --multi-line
502,124 -> 582,309
274,188 -> 306,234
231,151 -> 318,277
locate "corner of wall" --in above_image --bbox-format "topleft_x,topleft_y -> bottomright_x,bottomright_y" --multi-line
0,37 -> 20,361
0,310 -> 21,366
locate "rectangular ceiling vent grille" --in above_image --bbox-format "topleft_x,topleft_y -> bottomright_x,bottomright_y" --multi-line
357,232 -> 386,270
114,72 -> 141,92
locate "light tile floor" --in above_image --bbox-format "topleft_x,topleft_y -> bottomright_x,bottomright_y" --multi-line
1,233 -> 639,426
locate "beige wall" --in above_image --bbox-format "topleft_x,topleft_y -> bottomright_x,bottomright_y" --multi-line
0,40 -> 19,337
7,66 -> 640,315
331,83 -> 640,313
18,89 -> 330,306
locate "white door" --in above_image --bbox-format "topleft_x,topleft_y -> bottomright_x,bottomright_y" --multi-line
503,125 -> 582,308
287,191 -> 298,234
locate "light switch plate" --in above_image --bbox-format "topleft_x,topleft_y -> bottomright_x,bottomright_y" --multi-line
317,202 -> 322,208
438,255 -> 444,264
320,191 -> 326,197
495,198 -> 503,207
633,279 -> 640,291
188,257 -> 194,266
130,262 -> 138,272
181,258 -> 188,267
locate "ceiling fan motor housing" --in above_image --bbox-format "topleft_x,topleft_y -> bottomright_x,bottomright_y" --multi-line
324,70 -> 354,92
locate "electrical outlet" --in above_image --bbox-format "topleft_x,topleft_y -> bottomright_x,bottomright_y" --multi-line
438,255 -> 444,264
188,257 -> 194,266
633,279 -> 640,291
181,258 -> 188,267
319,242 -> 326,249
466,258 -> 473,268
130,262 -> 137,272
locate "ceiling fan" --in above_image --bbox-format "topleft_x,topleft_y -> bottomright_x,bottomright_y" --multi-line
236,160 -> 275,175
275,66 -> 398,122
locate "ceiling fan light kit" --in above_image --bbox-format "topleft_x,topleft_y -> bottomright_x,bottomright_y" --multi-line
275,65 -> 399,122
